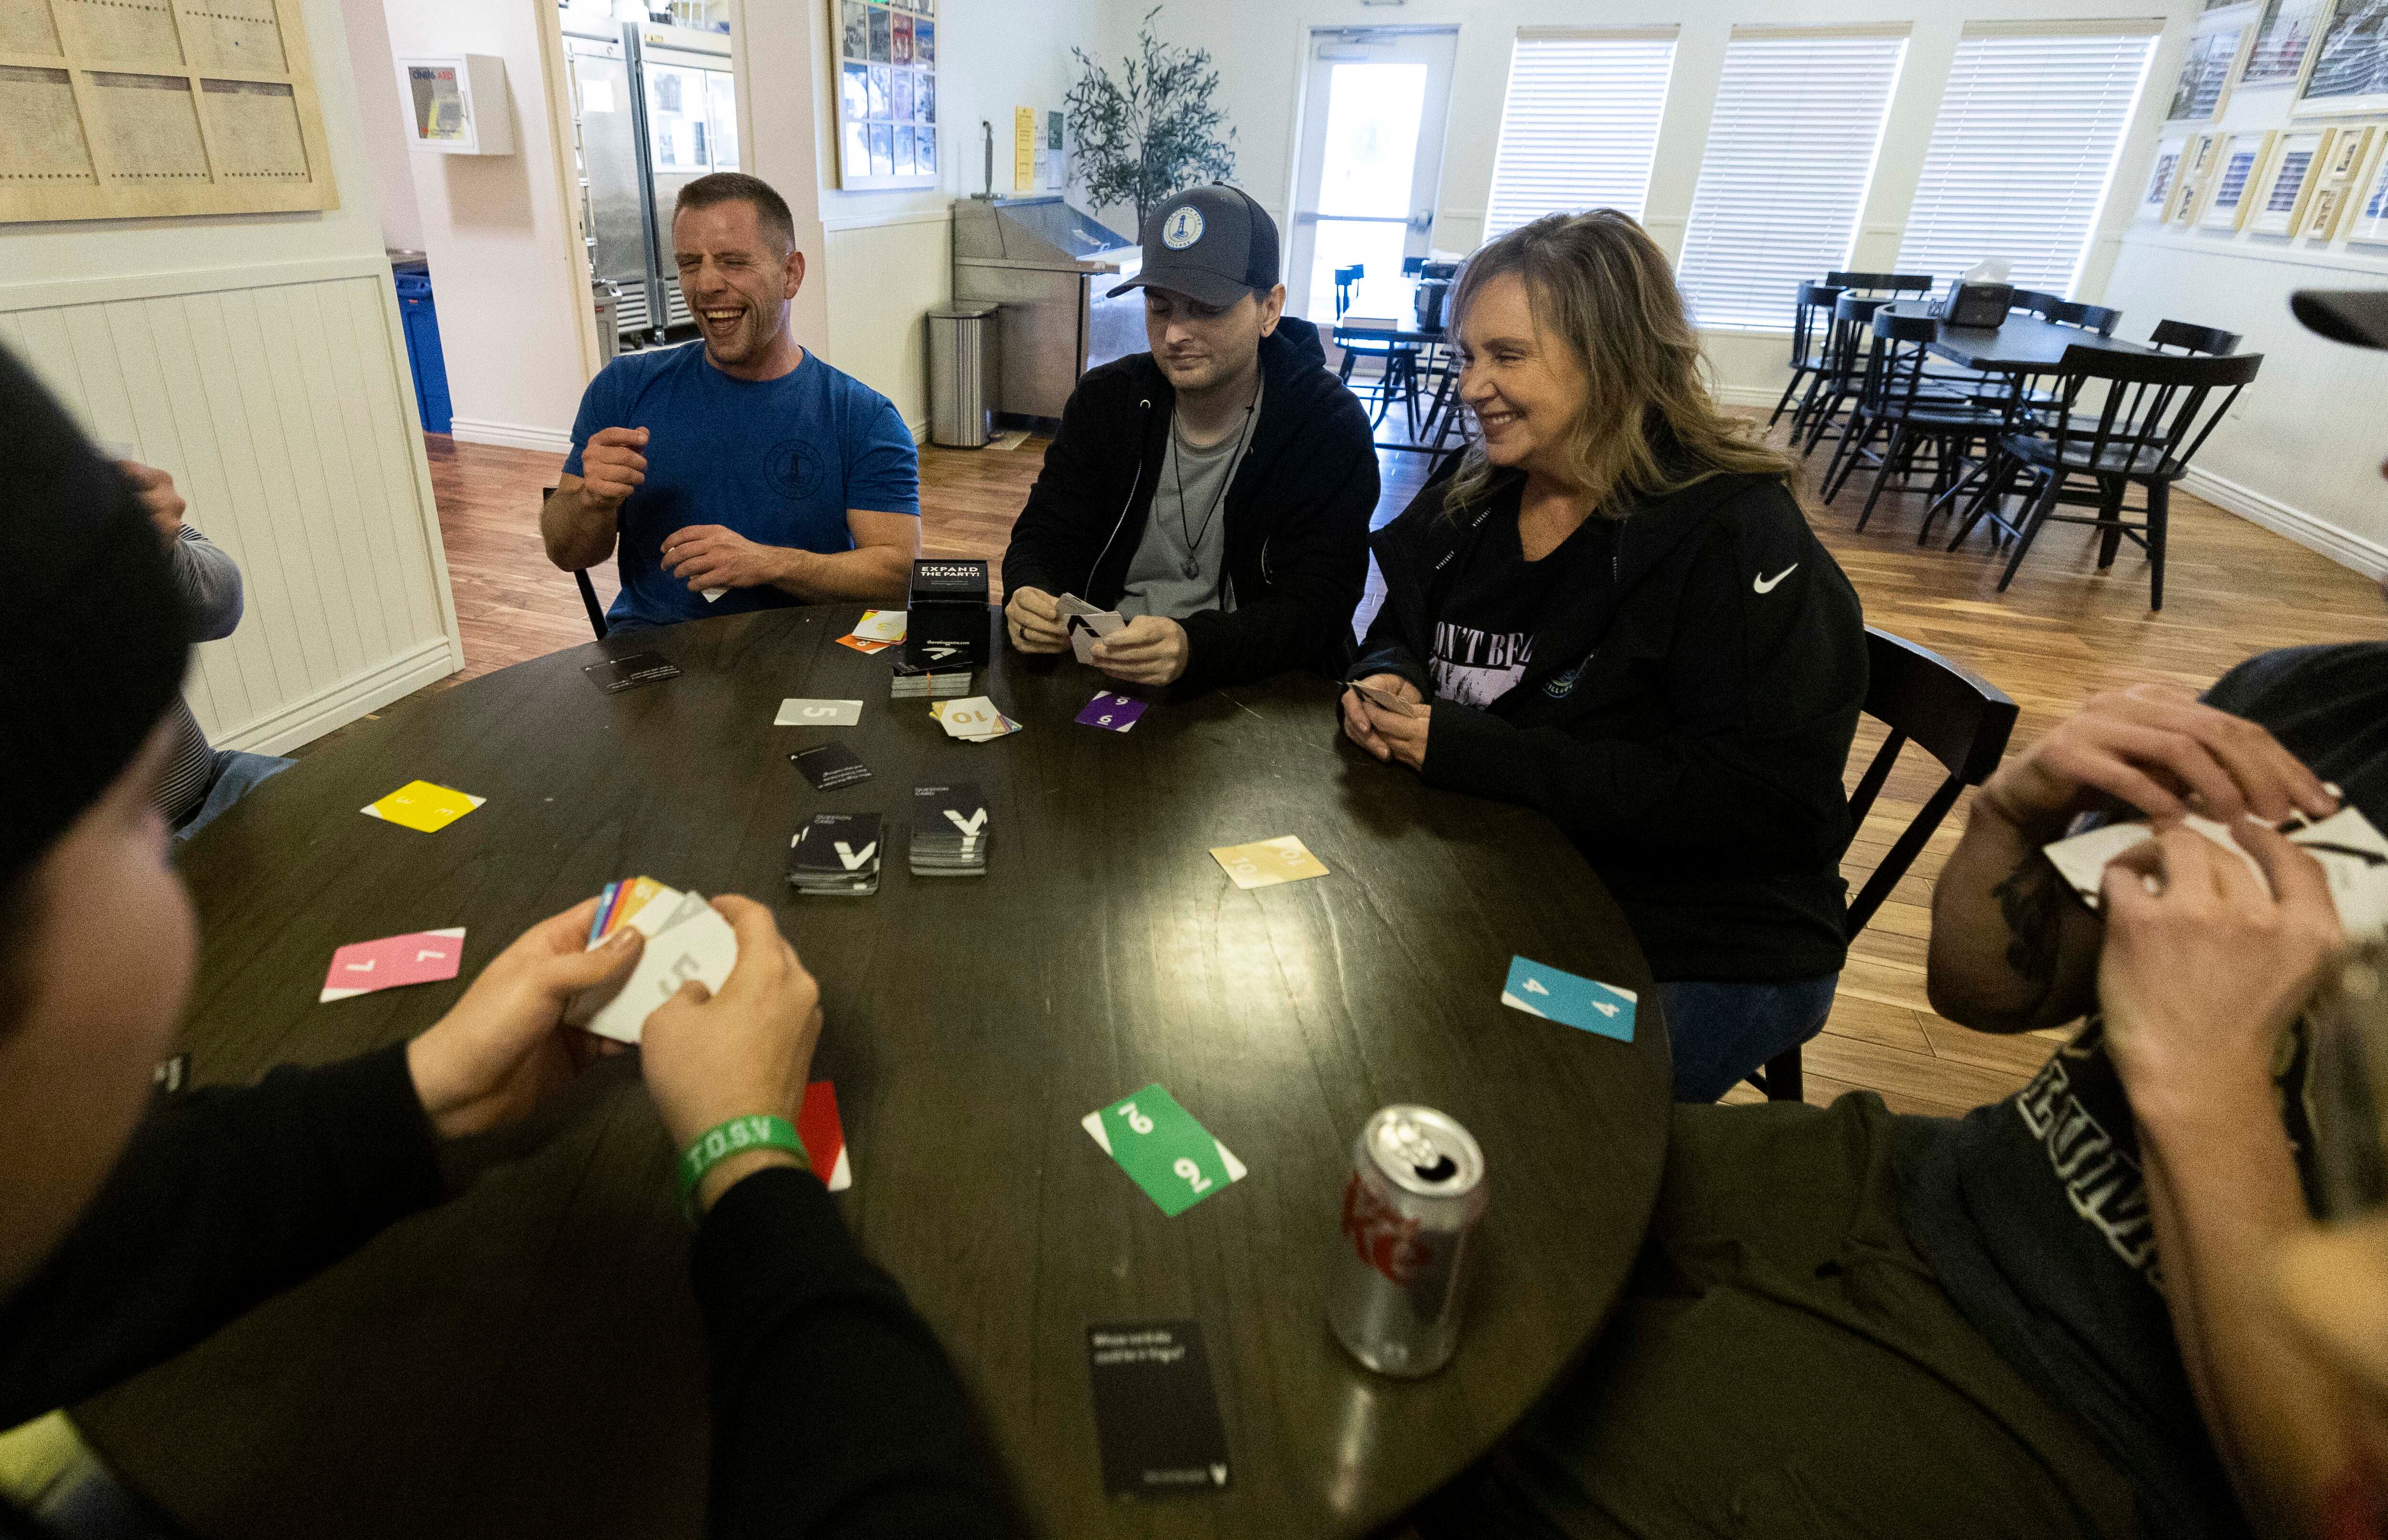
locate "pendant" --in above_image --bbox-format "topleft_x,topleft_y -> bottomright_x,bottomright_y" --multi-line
1183,559 -> 1200,580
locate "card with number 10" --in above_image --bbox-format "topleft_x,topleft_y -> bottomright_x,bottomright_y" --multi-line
1082,1083 -> 1247,1216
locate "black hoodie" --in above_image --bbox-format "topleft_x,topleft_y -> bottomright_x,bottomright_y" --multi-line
1353,458 -> 1867,984
1000,321 -> 1379,690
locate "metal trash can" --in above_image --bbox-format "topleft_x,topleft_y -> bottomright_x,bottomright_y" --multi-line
927,301 -> 1000,448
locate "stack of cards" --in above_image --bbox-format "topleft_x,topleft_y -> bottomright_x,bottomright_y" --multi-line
2044,803 -> 2388,937
837,609 -> 907,654
890,657 -> 974,700
1057,593 -> 1126,665
569,879 -> 740,1043
789,812 -> 884,896
932,696 -> 1021,742
909,781 -> 990,877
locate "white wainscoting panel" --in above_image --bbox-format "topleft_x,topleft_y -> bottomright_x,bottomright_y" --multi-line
2,258 -> 463,754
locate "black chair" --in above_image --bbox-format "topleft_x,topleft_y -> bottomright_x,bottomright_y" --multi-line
1771,281 -> 1844,428
1332,263 -> 1424,428
1332,264 -> 1364,320
1751,628 -> 2019,1102
1947,345 -> 2263,610
1821,309 -> 2008,531
2011,289 -> 2066,318
1800,293 -> 1893,453
1826,270 -> 1935,296
2148,318 -> 2241,356
544,485 -> 610,639
2047,300 -> 2121,337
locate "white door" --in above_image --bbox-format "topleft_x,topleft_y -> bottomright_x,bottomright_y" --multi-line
1286,28 -> 1458,324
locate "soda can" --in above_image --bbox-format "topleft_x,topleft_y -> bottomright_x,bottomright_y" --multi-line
1327,1105 -> 1488,1378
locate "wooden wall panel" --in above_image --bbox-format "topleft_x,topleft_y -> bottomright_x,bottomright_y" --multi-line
1,262 -> 460,752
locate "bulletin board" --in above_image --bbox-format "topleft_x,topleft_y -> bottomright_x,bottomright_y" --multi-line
830,0 -> 938,191
0,0 -> 338,223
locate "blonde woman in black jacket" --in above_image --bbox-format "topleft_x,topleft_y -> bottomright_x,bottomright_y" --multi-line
1343,211 -> 1867,1101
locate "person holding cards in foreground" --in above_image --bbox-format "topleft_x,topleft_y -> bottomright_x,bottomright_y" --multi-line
1342,210 -> 1867,1101
541,172 -> 921,632
999,185 -> 1378,689
0,350 -> 1007,1537
1421,290 -> 2388,1540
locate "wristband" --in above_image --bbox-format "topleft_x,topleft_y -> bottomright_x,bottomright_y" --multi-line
677,1114 -> 807,1219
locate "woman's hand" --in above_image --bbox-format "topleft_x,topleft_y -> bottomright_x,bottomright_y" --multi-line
406,898 -> 644,1141
2098,820 -> 2344,1136
1341,674 -> 1425,766
637,897 -> 826,1211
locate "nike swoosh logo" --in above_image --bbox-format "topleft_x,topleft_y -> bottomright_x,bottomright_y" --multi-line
1753,564 -> 1799,595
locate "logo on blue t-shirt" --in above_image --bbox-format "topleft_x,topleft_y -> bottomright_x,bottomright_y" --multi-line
766,437 -> 825,501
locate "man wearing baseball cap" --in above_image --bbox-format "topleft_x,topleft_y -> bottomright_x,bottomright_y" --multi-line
1000,183 -> 1378,689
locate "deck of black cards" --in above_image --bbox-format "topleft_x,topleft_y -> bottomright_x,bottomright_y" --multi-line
788,812 -> 883,896
909,781 -> 989,877
890,658 -> 973,700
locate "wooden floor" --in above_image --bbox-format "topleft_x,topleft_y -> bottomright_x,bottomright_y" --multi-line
411,420 -> 2384,1117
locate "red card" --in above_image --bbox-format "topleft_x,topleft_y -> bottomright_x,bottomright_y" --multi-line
320,927 -> 466,1002
800,1080 -> 852,1192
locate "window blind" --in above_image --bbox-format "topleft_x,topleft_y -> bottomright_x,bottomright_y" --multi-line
1676,32 -> 1907,329
1895,31 -> 2157,296
1484,32 -> 1677,238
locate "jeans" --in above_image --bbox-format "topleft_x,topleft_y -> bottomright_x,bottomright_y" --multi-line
172,748 -> 293,841
1658,975 -> 1840,1103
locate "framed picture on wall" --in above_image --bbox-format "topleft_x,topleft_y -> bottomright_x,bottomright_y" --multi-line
2345,133 -> 2388,239
2141,135 -> 2190,221
2252,128 -> 2332,231
830,0 -> 941,190
2172,131 -> 2221,223
2296,0 -> 2388,115
2245,0 -> 2326,84
2302,123 -> 2372,238
2170,18 -> 2254,120
2199,129 -> 2278,228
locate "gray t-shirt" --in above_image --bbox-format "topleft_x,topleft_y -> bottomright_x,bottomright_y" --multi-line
1118,380 -> 1261,622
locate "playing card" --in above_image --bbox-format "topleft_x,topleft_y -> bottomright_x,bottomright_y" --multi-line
701,587 -> 727,603
1209,836 -> 1330,890
1086,1322 -> 1232,1498
791,741 -> 873,791
581,652 -> 682,694
2044,805 -> 2388,938
360,780 -> 485,833
1081,1083 -> 1247,1217
606,875 -> 670,936
933,697 -> 1019,741
837,634 -> 896,655
800,1079 -> 853,1192
1349,680 -> 1423,718
1061,595 -> 1128,666
320,927 -> 467,1002
1076,692 -> 1148,732
775,698 -> 864,728
849,609 -> 908,642
576,898 -> 738,1042
1500,956 -> 1636,1042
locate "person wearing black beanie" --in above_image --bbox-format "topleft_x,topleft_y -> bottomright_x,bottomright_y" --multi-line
0,344 -> 1012,1539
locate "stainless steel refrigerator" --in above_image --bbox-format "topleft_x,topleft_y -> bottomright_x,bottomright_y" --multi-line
561,11 -> 738,349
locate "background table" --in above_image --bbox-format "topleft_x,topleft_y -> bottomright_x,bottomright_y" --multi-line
77,605 -> 1671,1540
1879,301 -> 2164,372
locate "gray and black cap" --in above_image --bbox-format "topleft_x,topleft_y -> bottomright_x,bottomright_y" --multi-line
1108,184 -> 1280,308
2293,288 -> 2388,350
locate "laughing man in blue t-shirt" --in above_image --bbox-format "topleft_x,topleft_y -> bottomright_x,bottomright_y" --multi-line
542,172 -> 920,633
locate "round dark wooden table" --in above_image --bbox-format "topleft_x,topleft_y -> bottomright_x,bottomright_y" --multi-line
76,604 -> 1672,1540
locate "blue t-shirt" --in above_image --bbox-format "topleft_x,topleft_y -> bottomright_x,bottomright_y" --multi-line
564,343 -> 918,630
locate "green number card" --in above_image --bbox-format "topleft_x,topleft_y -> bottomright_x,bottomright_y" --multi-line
1081,1083 -> 1248,1217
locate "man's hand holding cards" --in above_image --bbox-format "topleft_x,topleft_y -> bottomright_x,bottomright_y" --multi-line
568,878 -> 741,1042
1056,592 -> 1128,666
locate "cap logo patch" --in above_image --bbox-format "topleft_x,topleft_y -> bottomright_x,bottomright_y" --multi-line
1162,206 -> 1205,250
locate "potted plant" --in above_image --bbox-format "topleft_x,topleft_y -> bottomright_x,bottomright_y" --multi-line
1066,7 -> 1237,234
